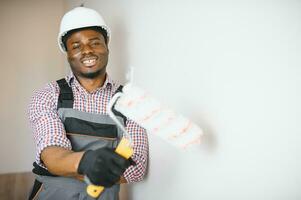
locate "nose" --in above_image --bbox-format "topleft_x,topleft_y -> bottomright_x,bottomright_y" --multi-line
81,44 -> 93,55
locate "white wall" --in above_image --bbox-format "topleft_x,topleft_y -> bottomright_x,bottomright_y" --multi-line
0,0 -> 66,173
69,1 -> 300,199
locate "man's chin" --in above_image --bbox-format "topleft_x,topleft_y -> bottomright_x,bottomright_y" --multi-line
80,70 -> 102,79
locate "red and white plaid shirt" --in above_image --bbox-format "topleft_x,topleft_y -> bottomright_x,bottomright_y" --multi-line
28,73 -> 148,183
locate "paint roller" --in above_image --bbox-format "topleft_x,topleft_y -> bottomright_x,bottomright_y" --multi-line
110,84 -> 203,149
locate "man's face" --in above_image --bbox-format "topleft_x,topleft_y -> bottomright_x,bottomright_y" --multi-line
66,29 -> 109,79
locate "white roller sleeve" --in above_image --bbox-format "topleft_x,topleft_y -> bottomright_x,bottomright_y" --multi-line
112,84 -> 203,149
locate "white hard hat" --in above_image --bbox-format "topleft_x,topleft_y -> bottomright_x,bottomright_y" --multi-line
58,7 -> 111,52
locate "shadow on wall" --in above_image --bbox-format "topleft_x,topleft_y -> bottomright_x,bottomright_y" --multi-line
106,9 -> 132,200
119,105 -> 218,200
198,118 -> 218,154
107,12 -> 130,84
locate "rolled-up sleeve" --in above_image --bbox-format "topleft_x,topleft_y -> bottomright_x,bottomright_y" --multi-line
28,83 -> 71,168
123,119 -> 148,183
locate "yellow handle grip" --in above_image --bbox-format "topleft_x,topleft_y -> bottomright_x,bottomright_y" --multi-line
86,138 -> 134,198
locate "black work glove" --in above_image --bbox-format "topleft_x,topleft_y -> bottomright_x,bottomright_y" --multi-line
78,147 -> 131,187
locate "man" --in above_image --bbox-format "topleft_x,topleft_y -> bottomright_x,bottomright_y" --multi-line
28,7 -> 148,200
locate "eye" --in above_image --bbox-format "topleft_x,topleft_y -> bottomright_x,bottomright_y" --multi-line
91,41 -> 101,46
72,43 -> 80,49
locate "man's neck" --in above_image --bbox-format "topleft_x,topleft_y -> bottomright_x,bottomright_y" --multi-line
76,73 -> 107,93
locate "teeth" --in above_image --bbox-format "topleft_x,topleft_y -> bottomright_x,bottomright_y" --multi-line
83,59 -> 96,66
83,59 -> 95,64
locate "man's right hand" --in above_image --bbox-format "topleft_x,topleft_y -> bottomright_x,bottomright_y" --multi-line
77,147 -> 130,187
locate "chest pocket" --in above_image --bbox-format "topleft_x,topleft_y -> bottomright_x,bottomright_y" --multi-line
64,117 -> 118,138
64,116 -> 119,151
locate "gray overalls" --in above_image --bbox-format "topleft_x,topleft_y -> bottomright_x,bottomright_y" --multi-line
29,78 -> 126,200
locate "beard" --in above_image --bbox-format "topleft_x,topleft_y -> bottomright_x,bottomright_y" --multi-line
80,69 -> 102,79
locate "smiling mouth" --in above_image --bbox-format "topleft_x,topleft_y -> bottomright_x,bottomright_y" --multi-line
81,57 -> 98,67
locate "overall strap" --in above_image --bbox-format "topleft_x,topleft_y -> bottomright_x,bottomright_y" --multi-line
56,78 -> 74,109
112,85 -> 127,125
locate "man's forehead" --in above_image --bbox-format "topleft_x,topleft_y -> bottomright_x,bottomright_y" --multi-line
68,29 -> 104,41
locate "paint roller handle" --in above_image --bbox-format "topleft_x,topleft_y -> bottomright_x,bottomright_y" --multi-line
86,138 -> 134,198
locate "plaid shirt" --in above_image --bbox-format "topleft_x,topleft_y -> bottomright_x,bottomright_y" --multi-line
28,73 -> 148,183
